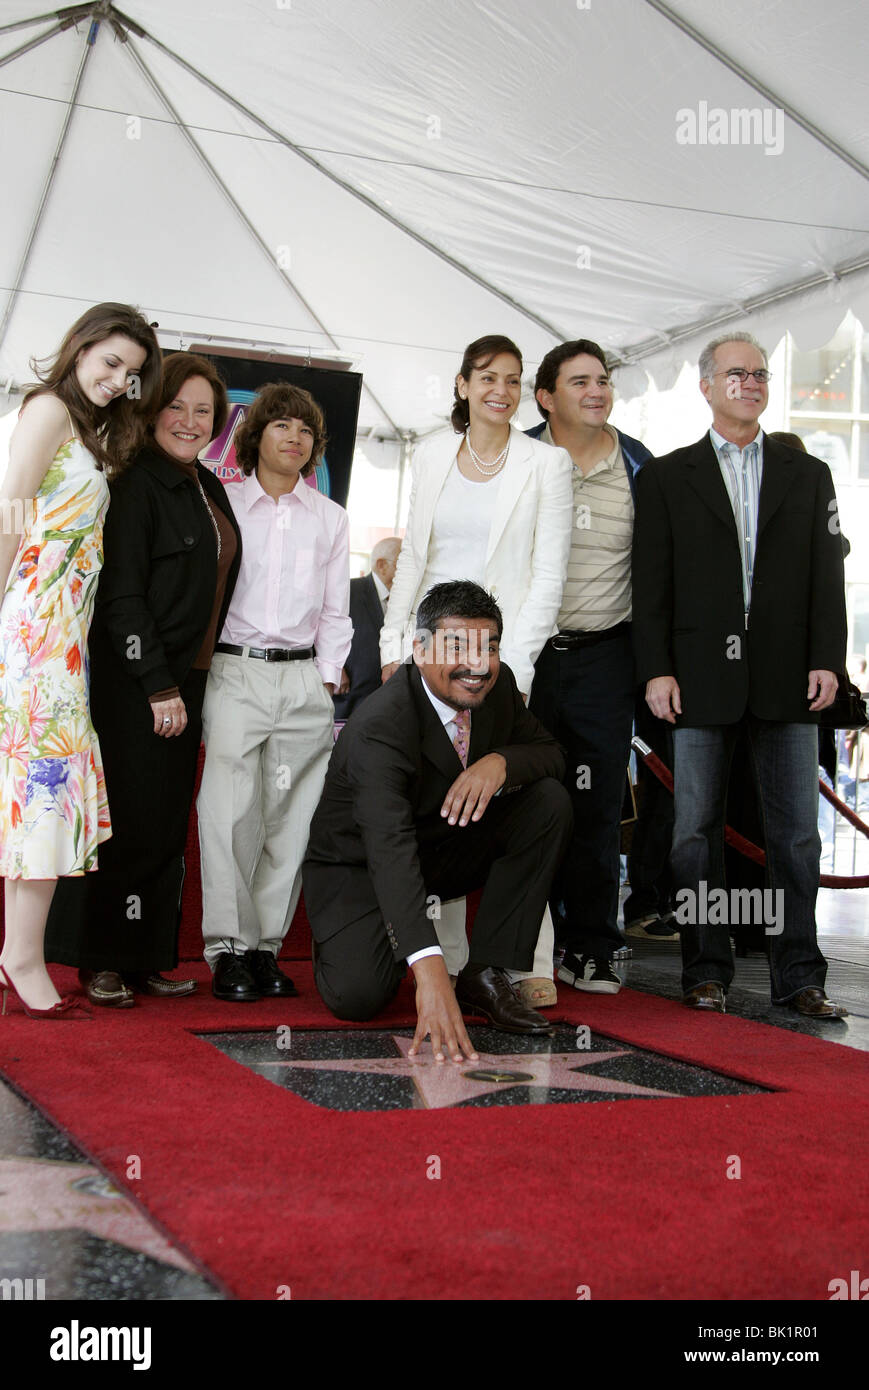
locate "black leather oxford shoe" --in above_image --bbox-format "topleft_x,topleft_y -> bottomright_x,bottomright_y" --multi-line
212,950 -> 261,1002
248,950 -> 298,998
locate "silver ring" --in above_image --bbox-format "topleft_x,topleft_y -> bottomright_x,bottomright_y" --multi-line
163,717 -> 171,724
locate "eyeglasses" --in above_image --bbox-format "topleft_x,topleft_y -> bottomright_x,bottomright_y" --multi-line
714,368 -> 772,384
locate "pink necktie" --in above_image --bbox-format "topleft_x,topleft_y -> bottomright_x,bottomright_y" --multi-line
451,710 -> 471,768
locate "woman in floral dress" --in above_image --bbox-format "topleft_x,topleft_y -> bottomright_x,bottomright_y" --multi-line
0,303 -> 161,1019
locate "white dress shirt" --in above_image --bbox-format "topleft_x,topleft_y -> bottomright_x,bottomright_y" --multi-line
371,569 -> 390,610
709,426 -> 763,619
220,470 -> 352,685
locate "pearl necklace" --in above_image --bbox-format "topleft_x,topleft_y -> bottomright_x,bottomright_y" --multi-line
465,430 -> 510,476
196,477 -> 222,560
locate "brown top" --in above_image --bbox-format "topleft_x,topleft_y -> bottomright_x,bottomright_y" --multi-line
192,502 -> 237,669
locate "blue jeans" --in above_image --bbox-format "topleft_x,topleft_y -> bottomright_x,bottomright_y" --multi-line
672,719 -> 826,1002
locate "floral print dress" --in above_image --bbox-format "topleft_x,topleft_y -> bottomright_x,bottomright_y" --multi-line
0,411 -> 111,877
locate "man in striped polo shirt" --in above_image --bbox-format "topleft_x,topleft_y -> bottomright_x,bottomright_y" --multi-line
527,339 -> 652,994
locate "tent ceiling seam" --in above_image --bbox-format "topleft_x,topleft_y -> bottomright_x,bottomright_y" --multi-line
2,77 -> 866,235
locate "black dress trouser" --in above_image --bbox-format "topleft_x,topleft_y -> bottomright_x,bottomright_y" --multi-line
529,628 -> 636,959
312,777 -> 573,1021
45,669 -> 208,973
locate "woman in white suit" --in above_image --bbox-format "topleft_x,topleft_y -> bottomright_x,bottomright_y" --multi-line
380,335 -> 573,1004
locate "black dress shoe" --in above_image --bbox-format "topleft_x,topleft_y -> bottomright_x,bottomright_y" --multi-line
682,982 -> 726,1013
455,965 -> 553,1035
212,951 -> 261,1002
786,987 -> 848,1019
248,950 -> 297,998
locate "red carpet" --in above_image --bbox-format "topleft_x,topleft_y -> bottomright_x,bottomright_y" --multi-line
3,760 -> 868,1298
1,964 -> 867,1301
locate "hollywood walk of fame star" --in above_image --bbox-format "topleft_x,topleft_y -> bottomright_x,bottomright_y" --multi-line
0,1158 -> 194,1271
256,1034 -> 681,1109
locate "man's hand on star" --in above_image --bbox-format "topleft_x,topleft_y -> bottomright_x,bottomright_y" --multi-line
409,955 -> 479,1063
808,669 -> 838,711
440,752 -> 507,826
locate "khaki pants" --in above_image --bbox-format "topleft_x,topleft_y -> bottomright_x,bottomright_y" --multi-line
198,652 -> 334,967
434,899 -> 555,979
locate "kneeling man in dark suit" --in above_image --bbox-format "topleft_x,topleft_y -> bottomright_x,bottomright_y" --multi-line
303,580 -> 573,1061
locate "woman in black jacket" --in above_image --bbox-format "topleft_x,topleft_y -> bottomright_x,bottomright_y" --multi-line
45,354 -> 242,1004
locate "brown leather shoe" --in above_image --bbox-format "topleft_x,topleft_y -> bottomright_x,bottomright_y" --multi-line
78,969 -> 135,1008
787,987 -> 848,1019
682,982 -> 726,1013
456,965 -> 554,1035
128,973 -> 197,998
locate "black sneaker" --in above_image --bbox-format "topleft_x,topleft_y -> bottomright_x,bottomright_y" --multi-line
248,949 -> 298,998
557,952 -> 621,994
212,950 -> 261,1002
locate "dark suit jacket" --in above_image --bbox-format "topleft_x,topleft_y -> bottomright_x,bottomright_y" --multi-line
332,572 -> 384,719
632,432 -> 847,726
303,660 -> 565,961
90,446 -> 243,696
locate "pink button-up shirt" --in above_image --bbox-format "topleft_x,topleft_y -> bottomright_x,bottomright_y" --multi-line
220,470 -> 352,686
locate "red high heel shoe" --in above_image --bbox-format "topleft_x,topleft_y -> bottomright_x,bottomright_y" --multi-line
0,964 -> 92,1021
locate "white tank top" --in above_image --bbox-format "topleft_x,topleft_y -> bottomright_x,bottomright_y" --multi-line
419,460 -> 502,593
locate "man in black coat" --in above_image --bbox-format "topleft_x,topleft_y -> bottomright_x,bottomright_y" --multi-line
332,536 -> 401,720
632,331 -> 847,1018
303,581 -> 573,1060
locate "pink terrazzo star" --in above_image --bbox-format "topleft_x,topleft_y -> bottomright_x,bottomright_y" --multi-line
260,1034 -> 680,1109
0,1158 -> 194,1270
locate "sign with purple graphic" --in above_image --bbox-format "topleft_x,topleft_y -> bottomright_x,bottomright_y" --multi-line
192,352 -> 362,508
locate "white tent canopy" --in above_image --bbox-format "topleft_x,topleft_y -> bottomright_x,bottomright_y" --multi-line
2,0 -> 869,440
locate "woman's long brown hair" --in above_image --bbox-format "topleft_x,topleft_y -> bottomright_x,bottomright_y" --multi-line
24,302 -> 162,473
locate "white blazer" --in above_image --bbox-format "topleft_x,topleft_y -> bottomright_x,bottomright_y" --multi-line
380,425 -> 573,693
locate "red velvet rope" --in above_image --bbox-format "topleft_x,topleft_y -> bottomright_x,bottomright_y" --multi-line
631,738 -> 869,890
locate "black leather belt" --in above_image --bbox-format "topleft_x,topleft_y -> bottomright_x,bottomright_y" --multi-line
214,642 -> 314,662
549,621 -> 631,651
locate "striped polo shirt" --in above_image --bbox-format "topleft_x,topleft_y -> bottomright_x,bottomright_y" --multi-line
541,421 -> 634,633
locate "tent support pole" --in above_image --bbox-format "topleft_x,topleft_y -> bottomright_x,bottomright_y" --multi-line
0,21 -> 69,66
0,5 -> 93,38
110,5 -> 565,341
394,438 -> 412,535
125,40 -> 402,437
0,17 -> 98,355
645,0 -> 869,184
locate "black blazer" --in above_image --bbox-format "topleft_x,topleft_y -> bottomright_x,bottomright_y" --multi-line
303,660 -> 565,961
332,572 -> 384,719
90,447 -> 243,695
632,432 -> 847,726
